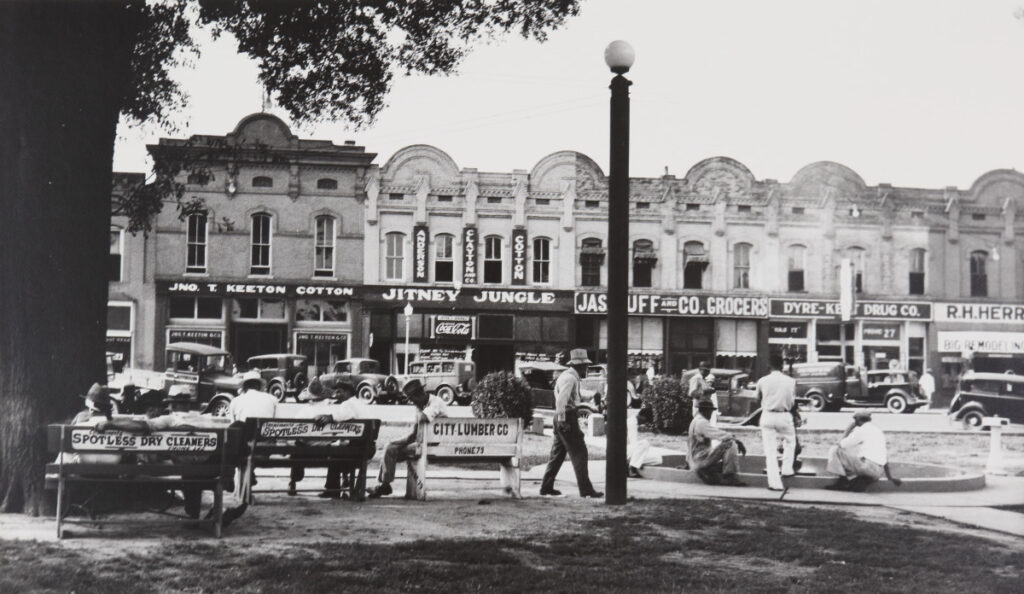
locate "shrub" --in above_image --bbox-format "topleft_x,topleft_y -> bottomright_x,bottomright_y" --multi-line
470,371 -> 534,428
640,376 -> 692,434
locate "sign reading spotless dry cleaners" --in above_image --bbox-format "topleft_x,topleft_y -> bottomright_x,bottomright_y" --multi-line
575,292 -> 769,318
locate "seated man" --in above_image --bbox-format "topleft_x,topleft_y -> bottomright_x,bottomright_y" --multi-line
687,398 -> 746,486
826,411 -> 902,492
65,383 -> 122,464
366,379 -> 447,498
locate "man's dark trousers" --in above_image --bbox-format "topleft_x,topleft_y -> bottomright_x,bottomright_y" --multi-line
540,411 -> 596,495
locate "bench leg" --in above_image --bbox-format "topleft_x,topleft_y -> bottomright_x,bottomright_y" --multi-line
56,477 -> 66,539
405,456 -> 427,501
213,483 -> 223,538
500,460 -> 521,499
353,461 -> 368,502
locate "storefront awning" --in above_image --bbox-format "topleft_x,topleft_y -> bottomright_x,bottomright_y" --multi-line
685,254 -> 709,265
717,351 -> 757,358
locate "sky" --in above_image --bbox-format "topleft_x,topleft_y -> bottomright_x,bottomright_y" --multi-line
112,0 -> 1024,190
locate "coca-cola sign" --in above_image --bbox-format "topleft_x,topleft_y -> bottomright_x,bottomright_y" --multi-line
432,315 -> 473,338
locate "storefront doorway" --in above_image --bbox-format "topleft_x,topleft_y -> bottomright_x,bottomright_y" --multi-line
232,324 -> 287,364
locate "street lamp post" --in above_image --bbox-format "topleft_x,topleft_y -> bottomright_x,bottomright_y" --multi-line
403,302 -> 414,375
604,40 -> 634,506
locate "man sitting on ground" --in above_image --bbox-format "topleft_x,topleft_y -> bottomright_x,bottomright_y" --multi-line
366,379 -> 446,498
687,398 -> 746,486
825,411 -> 902,492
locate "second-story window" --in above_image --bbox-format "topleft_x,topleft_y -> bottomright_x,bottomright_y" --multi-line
909,248 -> 926,295
484,235 -> 503,284
109,227 -> 123,282
970,250 -> 988,297
250,213 -> 272,276
787,244 -> 806,292
385,232 -> 404,280
186,213 -> 207,274
533,237 -> 551,284
580,238 -> 604,287
314,216 -> 335,277
683,241 -> 707,289
733,242 -> 751,289
632,239 -> 656,288
252,176 -> 273,188
434,233 -> 454,283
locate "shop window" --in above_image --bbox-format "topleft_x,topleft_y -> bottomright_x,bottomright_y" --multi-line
487,196 -> 502,204
817,323 -> 840,342
484,235 -> 503,284
909,248 -> 926,295
683,241 -> 707,289
314,215 -> 335,277
250,213 -> 272,276
296,299 -> 349,323
316,178 -> 338,190
970,251 -> 988,297
478,314 -> 513,339
107,304 -> 132,332
186,214 -> 207,274
109,227 -> 123,282
252,176 -> 273,188
169,296 -> 222,320
434,233 -> 454,283
585,200 -> 599,208
388,193 -> 404,201
516,316 -> 542,342
580,238 -> 604,287
370,312 -> 394,339
632,239 -> 656,288
533,237 -> 551,284
536,198 -> 550,206
733,242 -> 751,289
385,232 -> 405,280
685,203 -> 700,212
543,316 -> 569,342
232,298 -> 285,320
846,246 -> 866,293
787,244 -> 806,292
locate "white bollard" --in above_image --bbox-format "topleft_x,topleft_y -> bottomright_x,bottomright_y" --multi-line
983,416 -> 1010,475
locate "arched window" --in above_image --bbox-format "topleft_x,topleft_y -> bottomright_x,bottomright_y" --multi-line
385,232 -> 405,280
787,245 -> 806,292
683,241 -> 707,289
434,233 -> 455,283
632,239 -> 656,288
970,251 -> 988,297
533,237 -> 551,284
109,226 -> 124,282
580,238 -> 604,287
909,248 -> 926,295
252,175 -> 273,188
484,235 -> 503,284
846,246 -> 866,293
733,242 -> 752,289
314,215 -> 335,277
316,178 -> 338,190
186,214 -> 208,274
250,213 -> 272,275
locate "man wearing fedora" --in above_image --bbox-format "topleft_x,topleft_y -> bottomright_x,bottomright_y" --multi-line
65,383 -> 122,465
539,348 -> 603,498
367,378 -> 447,498
688,398 -> 747,486
826,411 -> 902,492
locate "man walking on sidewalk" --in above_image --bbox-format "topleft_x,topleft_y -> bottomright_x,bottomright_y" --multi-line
756,353 -> 798,492
540,349 -> 603,499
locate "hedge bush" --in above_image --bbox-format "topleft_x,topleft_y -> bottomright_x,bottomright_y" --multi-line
470,371 -> 534,428
639,376 -> 692,434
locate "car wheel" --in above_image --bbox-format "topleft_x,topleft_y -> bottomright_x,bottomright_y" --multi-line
207,399 -> 231,417
961,410 -> 984,430
576,408 -> 592,434
357,384 -> 377,404
436,385 -> 456,405
269,382 -> 285,402
806,393 -> 826,413
886,394 -> 909,415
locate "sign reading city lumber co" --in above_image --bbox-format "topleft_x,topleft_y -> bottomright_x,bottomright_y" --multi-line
432,315 -> 473,338
71,430 -> 218,452
934,302 -> 1024,323
511,229 -> 527,286
413,225 -> 429,283
428,418 -> 518,457
769,299 -> 931,320
159,280 -> 355,297
574,292 -> 769,318
462,227 -> 477,285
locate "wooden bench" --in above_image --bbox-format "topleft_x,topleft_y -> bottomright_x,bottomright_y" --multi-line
405,417 -> 523,500
45,423 -> 243,538
244,418 -> 380,502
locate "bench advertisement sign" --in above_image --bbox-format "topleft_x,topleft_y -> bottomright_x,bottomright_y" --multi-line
70,430 -> 218,452
428,419 -> 518,456
259,420 -> 366,439
575,291 -> 769,318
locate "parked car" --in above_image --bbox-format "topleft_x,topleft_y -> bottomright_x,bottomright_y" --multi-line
398,359 -> 476,405
318,358 -> 401,404
679,368 -> 759,417
949,371 -> 1024,429
110,342 -> 241,416
788,362 -> 929,414
580,364 -> 640,410
246,354 -> 309,401
516,361 -> 600,432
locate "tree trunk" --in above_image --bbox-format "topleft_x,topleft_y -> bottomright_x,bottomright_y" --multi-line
0,1 -> 142,515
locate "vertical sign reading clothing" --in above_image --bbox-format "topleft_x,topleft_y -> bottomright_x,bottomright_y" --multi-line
511,229 -> 527,286
462,227 -> 477,285
413,225 -> 429,283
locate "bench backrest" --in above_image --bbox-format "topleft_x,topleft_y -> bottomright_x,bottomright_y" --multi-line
420,418 -> 522,459
47,424 -> 244,466
247,418 -> 381,455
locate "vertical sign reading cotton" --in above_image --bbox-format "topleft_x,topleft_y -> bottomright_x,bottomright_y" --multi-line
413,225 -> 429,283
511,229 -> 527,285
462,227 -> 477,285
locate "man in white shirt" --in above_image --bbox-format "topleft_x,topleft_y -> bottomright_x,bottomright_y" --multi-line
367,379 -> 447,498
689,362 -> 718,424
229,370 -> 278,423
756,353 -> 798,491
826,411 -> 902,492
918,368 -> 936,405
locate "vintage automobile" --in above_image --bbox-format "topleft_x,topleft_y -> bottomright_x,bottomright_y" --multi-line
679,368 -> 759,417
517,361 -> 601,432
948,371 -> 1024,429
580,364 -> 640,409
789,362 -> 929,414
398,359 -> 476,405
318,357 -> 401,404
110,342 -> 241,416
246,353 -> 309,401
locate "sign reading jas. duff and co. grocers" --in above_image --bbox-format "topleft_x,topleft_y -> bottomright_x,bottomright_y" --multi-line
413,225 -> 429,283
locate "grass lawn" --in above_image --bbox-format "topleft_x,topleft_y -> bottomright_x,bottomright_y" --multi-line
2,499 -> 1021,593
